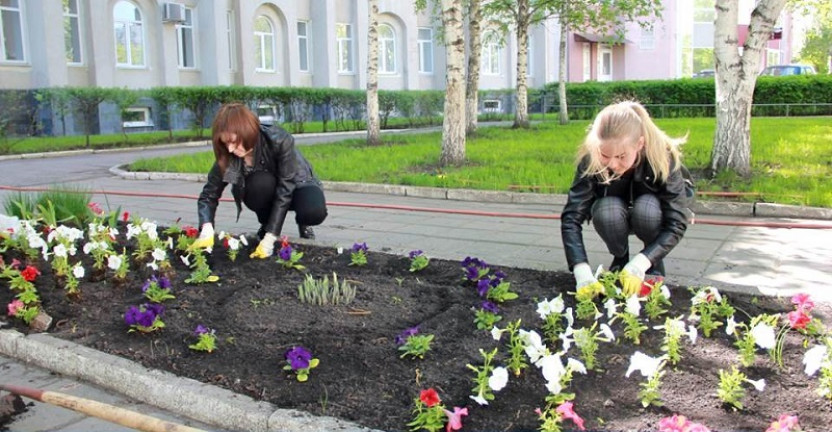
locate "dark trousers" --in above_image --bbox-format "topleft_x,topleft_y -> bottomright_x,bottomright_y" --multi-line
242,171 -> 328,229
591,194 -> 662,268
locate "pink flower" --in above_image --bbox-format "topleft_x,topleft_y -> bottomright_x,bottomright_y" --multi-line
7,299 -> 24,317
765,413 -> 800,432
791,293 -> 814,312
658,414 -> 690,432
787,309 -> 811,329
555,401 -> 585,431
687,424 -> 711,432
443,406 -> 468,432
87,202 -> 104,215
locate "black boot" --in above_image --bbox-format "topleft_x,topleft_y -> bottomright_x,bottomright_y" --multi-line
299,225 -> 315,240
647,259 -> 665,277
257,226 -> 266,240
609,251 -> 629,273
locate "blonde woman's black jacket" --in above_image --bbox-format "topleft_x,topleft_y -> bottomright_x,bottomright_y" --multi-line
561,156 -> 691,271
197,124 -> 319,236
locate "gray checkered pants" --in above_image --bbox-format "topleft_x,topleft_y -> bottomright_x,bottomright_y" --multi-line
591,194 -> 662,258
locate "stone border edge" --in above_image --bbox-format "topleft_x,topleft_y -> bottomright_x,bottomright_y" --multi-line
0,330 -> 378,432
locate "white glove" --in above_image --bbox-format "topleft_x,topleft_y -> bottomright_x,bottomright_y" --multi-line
190,223 -> 215,250
619,253 -> 652,296
250,233 -> 278,259
573,263 -> 598,290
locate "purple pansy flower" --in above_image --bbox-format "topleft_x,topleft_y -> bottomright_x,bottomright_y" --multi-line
465,266 -> 481,281
285,346 -> 313,370
278,245 -> 292,261
481,301 -> 500,314
142,275 -> 172,292
157,276 -> 171,289
194,324 -> 208,335
477,279 -> 491,297
351,242 -> 368,253
124,305 -> 141,326
395,326 -> 420,345
408,250 -> 424,259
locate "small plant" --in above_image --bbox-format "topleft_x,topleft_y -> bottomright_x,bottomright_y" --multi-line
643,278 -> 671,320
125,218 -> 160,262
123,303 -> 165,333
182,251 -> 219,284
408,388 -> 448,432
396,326 -> 434,359
188,325 -> 217,353
163,223 -> 198,252
657,317 -> 694,366
716,366 -> 765,411
536,296 -> 565,345
349,242 -> 368,266
466,348 -> 504,406
408,249 -> 429,272
218,231 -> 247,262
572,323 -> 614,371
108,249 -> 130,282
504,319 -> 529,377
276,236 -> 305,270
625,351 -> 667,408
802,337 -> 832,400
142,275 -> 174,303
473,300 -> 501,330
690,286 -> 735,337
0,260 -> 42,324
485,279 -> 519,304
460,256 -> 490,282
283,346 -> 319,382
297,272 -> 355,305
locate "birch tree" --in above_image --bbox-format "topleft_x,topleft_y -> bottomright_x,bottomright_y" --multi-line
366,0 -> 381,146
440,0 -> 467,166
466,0 -> 483,137
711,0 -> 786,176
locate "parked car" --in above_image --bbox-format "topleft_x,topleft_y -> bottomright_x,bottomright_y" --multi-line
694,69 -> 715,78
759,64 -> 817,76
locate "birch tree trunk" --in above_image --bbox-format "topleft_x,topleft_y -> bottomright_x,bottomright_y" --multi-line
441,0 -> 466,166
711,0 -> 786,176
558,18 -> 569,125
366,0 -> 381,146
465,0 -> 482,137
513,0 -> 530,129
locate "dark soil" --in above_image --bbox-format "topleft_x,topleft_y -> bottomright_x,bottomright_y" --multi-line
2,238 -> 832,432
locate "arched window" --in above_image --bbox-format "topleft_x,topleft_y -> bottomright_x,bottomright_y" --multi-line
481,31 -> 501,75
113,1 -> 145,67
254,15 -> 275,72
378,23 -> 396,74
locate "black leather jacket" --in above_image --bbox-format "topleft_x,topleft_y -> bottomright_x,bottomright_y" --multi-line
197,124 -> 319,236
561,156 -> 690,271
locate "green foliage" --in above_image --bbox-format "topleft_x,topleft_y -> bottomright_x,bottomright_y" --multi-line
717,366 -> 747,410
466,348 -> 499,405
297,273 -> 356,305
474,308 -> 502,330
398,334 -> 435,359
2,188 -> 92,227
505,320 -> 529,377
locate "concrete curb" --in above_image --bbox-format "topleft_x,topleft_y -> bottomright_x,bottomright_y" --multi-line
108,164 -> 832,220
0,329 -> 379,432
0,140 -> 212,161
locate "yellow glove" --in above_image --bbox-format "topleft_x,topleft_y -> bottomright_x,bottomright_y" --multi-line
576,280 -> 604,302
189,223 -> 214,251
573,263 -> 602,301
250,233 -> 278,259
618,254 -> 652,297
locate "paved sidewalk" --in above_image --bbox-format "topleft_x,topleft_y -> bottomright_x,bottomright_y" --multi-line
1,144 -> 831,431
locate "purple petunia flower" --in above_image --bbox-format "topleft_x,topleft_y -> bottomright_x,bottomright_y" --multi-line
481,301 -> 500,314
395,326 -> 420,345
286,346 -> 313,370
461,257 -> 488,269
194,324 -> 208,335
145,303 -> 165,317
141,276 -> 156,293
278,245 -> 292,261
124,305 -> 141,326
465,266 -> 480,281
351,242 -> 368,253
157,276 -> 171,289
408,250 -> 423,259
136,309 -> 155,327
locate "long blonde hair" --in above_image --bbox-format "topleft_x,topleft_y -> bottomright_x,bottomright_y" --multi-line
577,101 -> 684,184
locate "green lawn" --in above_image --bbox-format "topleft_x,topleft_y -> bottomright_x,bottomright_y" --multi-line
125,116 -> 831,209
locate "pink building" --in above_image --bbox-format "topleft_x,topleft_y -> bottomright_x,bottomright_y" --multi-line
565,0 -> 798,82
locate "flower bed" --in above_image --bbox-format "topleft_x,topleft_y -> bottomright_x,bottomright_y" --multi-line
1,213 -> 832,432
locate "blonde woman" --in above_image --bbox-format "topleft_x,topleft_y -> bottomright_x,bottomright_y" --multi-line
192,103 -> 327,258
561,101 -> 693,296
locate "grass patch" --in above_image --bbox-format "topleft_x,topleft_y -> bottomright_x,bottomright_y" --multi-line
125,116 -> 831,209
3,186 -> 93,225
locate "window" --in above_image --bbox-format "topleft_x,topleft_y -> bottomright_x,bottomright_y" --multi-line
693,0 -> 714,22
766,49 -> 781,67
378,23 -> 395,74
417,27 -> 433,73
481,32 -> 501,75
336,23 -> 353,73
176,7 -> 195,68
226,10 -> 235,70
0,0 -> 25,62
526,35 -> 533,76
63,0 -> 82,64
113,1 -> 145,67
297,21 -> 309,72
254,15 -> 275,72
122,107 -> 153,128
639,28 -> 655,50
482,100 -> 501,113
257,105 -> 278,124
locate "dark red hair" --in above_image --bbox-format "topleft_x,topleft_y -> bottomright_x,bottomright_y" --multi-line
211,103 -> 260,174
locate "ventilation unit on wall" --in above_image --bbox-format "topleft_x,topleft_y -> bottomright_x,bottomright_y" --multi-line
162,3 -> 186,23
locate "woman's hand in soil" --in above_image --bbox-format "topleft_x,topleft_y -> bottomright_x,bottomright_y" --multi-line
190,223 -> 215,250
619,254 -> 651,296
250,233 -> 278,259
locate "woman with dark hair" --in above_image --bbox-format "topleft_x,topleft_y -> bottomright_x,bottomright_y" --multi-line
192,103 -> 327,258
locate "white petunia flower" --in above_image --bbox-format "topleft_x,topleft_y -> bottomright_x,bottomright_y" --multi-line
491,326 -> 506,341
687,325 -> 698,345
746,378 -> 765,392
53,244 -> 68,258
536,295 -> 565,320
180,255 -> 190,266
227,237 -> 240,250
750,322 -> 776,349
544,379 -> 563,395
239,235 -> 249,246
564,307 -> 574,329
566,357 -> 587,375
107,255 -> 122,270
599,323 -> 616,342
72,264 -> 85,278
539,354 -> 566,383
146,262 -> 159,271
83,242 -> 95,254
660,285 -> 671,299
625,295 -> 641,316
625,351 -> 664,378
560,327 -> 574,352
803,345 -> 828,376
725,315 -> 738,335
520,330 -> 549,365
469,394 -> 488,406
152,248 -> 166,261
488,367 -> 508,391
